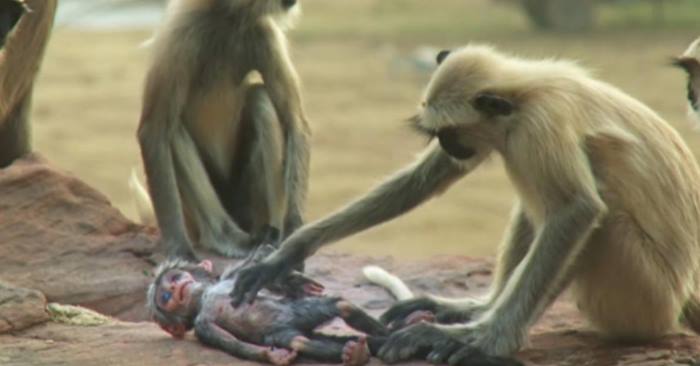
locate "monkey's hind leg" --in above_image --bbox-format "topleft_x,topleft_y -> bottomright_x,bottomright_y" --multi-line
171,125 -> 251,258
336,300 -> 388,336
572,222 -> 687,341
267,330 -> 369,365
240,84 -> 286,245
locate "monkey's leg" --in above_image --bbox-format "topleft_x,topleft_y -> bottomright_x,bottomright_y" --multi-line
379,195 -> 604,363
281,124 -> 310,238
269,331 -> 344,363
171,124 -> 251,258
241,85 -> 286,245
572,219 -> 688,340
336,300 -> 388,336
382,204 -> 534,327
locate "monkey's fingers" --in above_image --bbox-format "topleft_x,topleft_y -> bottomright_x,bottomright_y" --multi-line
377,322 -> 439,363
231,269 -> 262,306
302,282 -> 324,297
379,297 -> 438,326
231,263 -> 282,305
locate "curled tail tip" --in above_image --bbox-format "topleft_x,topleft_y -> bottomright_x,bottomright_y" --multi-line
362,265 -> 387,279
362,265 -> 413,301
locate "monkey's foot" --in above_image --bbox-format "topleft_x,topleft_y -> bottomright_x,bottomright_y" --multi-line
406,310 -> 436,325
387,310 -> 435,331
266,347 -> 297,366
379,322 -> 522,366
379,322 -> 459,363
342,337 -> 370,366
381,297 -> 485,328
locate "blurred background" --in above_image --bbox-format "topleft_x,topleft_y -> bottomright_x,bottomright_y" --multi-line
35,0 -> 699,259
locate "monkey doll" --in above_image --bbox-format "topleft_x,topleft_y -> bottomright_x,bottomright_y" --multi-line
147,258 -> 388,366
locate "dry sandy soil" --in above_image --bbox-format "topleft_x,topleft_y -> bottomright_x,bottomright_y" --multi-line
31,0 -> 700,259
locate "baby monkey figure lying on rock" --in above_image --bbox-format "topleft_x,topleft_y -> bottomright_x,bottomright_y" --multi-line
147,256 -> 387,366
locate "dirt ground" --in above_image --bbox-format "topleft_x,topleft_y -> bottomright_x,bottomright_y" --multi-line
31,0 -> 700,259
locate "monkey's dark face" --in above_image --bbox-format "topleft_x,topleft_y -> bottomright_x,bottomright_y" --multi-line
0,0 -> 25,49
673,56 -> 700,123
409,118 -> 477,160
674,38 -> 700,123
282,0 -> 297,9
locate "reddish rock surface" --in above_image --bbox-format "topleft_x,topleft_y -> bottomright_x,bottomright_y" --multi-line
0,281 -> 49,333
0,154 -> 158,321
1,155 -> 700,365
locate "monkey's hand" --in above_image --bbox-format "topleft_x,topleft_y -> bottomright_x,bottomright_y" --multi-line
378,322 -> 522,366
231,259 -> 294,306
271,271 -> 325,298
265,347 -> 297,366
381,297 -> 486,329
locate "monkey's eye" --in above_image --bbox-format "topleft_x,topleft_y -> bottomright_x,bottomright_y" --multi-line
161,291 -> 172,305
170,273 -> 182,282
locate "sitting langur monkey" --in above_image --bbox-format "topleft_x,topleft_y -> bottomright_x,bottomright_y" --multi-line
233,45 -> 700,364
673,36 -> 700,126
137,0 -> 311,260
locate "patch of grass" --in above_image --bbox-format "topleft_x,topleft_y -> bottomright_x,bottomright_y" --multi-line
47,303 -> 112,326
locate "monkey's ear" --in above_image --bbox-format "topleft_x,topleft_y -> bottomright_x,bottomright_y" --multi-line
672,56 -> 700,74
436,50 -> 451,65
160,323 -> 187,339
472,93 -> 515,117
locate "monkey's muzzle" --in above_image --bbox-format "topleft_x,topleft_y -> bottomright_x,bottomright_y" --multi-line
282,0 -> 297,9
437,129 -> 476,160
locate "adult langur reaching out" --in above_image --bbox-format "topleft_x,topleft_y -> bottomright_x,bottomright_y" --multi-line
232,44 -> 700,363
137,0 -> 311,260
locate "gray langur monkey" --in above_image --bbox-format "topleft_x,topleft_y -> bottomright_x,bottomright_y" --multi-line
673,36 -> 700,126
137,0 -> 311,260
232,44 -> 700,364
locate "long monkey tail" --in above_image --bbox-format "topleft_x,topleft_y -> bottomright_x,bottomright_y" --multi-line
128,168 -> 155,226
362,265 -> 413,301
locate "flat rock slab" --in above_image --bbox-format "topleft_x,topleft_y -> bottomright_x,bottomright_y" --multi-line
2,252 -> 700,366
1,155 -> 700,365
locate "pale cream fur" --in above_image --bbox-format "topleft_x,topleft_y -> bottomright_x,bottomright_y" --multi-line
418,45 -> 700,348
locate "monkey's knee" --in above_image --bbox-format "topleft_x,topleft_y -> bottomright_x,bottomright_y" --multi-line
336,300 -> 357,318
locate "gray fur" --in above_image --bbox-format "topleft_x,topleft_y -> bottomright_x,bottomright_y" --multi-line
137,0 -> 310,260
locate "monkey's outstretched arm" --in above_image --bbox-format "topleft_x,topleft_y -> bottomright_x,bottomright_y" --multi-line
137,67 -> 195,260
232,144 -> 489,305
194,319 -> 282,363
